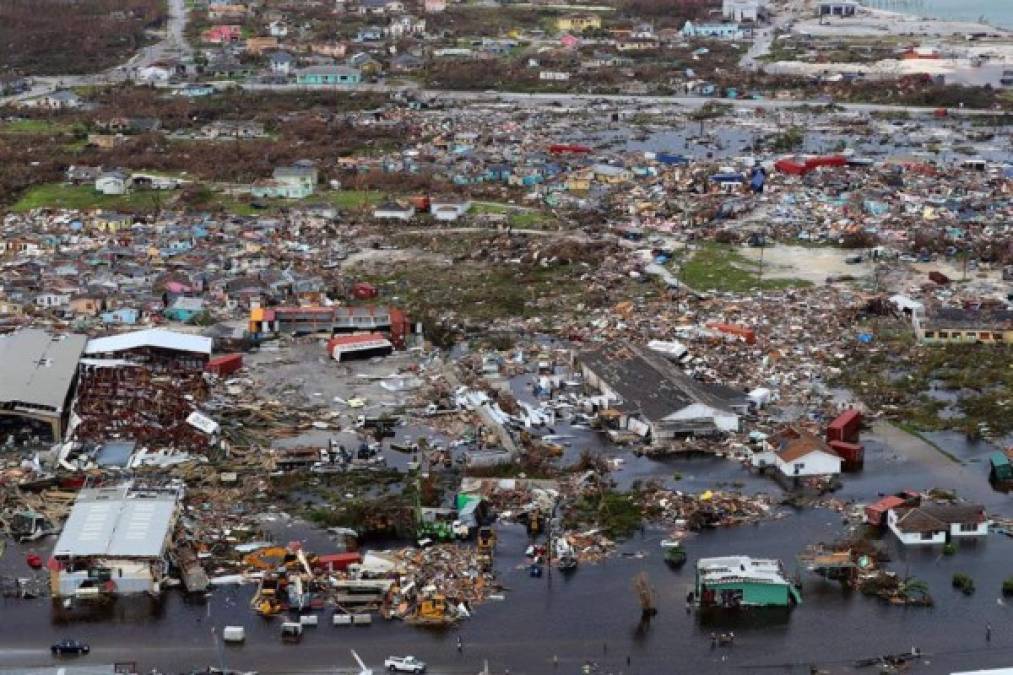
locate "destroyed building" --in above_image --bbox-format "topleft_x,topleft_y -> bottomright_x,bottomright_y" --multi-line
575,343 -> 746,440
83,329 -> 213,371
74,329 -> 214,449
249,305 -> 412,348
913,307 -> 1013,345
50,484 -> 182,597
0,329 -> 87,440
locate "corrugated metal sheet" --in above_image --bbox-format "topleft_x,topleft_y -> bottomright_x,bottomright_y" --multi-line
52,485 -> 178,559
0,330 -> 87,412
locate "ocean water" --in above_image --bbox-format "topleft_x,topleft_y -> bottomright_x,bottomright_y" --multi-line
861,0 -> 1013,29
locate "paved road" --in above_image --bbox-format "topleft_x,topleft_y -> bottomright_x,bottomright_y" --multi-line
739,0 -> 808,70
237,81 -> 1002,115
2,0 -> 1004,118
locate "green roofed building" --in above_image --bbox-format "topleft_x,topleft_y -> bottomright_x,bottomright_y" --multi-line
695,556 -> 801,608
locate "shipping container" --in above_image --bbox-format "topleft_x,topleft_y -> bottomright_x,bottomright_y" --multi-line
705,322 -> 756,345
829,440 -> 864,469
206,353 -> 243,376
827,409 -> 861,444
315,552 -> 362,572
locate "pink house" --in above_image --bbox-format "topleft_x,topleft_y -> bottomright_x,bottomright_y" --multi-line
202,25 -> 242,44
424,0 -> 446,12
560,33 -> 580,49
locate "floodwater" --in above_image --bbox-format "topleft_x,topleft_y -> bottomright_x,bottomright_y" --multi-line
861,0 -> 1013,30
4,389 -> 1013,673
582,115 -> 1012,166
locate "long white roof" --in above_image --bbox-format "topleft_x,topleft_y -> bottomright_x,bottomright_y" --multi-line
85,328 -> 212,356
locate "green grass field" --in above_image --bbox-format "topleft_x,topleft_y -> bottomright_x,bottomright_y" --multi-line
12,183 -> 164,213
678,243 -> 812,293
0,119 -> 74,135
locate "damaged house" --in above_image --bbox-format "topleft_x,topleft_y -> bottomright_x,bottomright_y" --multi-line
0,329 -> 87,440
575,342 -> 746,440
50,484 -> 182,597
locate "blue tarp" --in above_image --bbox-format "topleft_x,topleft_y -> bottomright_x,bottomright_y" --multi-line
657,152 -> 690,166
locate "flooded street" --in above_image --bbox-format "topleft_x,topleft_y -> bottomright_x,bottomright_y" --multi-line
3,418 -> 1013,674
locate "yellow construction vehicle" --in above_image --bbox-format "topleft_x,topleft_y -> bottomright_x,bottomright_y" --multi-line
410,594 -> 453,625
477,526 -> 496,571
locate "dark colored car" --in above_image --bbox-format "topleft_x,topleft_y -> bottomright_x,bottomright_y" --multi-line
51,640 -> 90,655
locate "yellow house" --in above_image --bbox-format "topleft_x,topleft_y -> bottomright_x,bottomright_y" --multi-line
0,299 -> 24,315
557,14 -> 602,32
246,37 -> 280,55
565,171 -> 593,191
69,295 -> 104,316
90,211 -> 133,233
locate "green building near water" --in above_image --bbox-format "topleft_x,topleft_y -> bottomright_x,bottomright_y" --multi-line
695,556 -> 801,608
990,451 -> 1013,483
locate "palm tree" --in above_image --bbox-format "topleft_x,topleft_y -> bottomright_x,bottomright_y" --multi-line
900,576 -> 931,603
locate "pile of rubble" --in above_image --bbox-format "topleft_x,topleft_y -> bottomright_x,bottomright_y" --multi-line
638,484 -> 782,530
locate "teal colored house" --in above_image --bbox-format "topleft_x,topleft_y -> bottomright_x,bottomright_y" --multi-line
695,556 -> 801,608
680,21 -> 746,40
164,297 -> 205,322
296,66 -> 362,86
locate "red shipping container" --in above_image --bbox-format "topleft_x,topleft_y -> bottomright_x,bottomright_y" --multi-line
705,322 -> 756,345
829,440 -> 864,467
827,409 -> 861,443
206,353 -> 243,376
864,495 -> 906,526
351,282 -> 378,300
548,144 -> 591,154
314,552 -> 362,572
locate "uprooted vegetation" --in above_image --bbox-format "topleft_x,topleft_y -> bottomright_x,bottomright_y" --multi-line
349,232 -> 650,331
0,0 -> 166,75
834,321 -> 1013,438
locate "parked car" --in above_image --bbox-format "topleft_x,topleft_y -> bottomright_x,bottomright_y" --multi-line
384,655 -> 427,672
51,640 -> 90,655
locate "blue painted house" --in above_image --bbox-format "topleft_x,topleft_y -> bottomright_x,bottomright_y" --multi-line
101,307 -> 140,325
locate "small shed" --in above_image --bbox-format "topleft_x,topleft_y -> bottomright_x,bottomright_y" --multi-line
865,495 -> 906,526
989,451 -> 1013,483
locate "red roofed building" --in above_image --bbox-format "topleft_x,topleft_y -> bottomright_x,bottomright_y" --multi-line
202,25 -> 242,44
326,333 -> 393,361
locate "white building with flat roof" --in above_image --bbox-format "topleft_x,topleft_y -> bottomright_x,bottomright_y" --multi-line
722,0 -> 759,22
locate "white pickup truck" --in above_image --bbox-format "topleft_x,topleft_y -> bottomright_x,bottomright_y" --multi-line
384,655 -> 427,673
